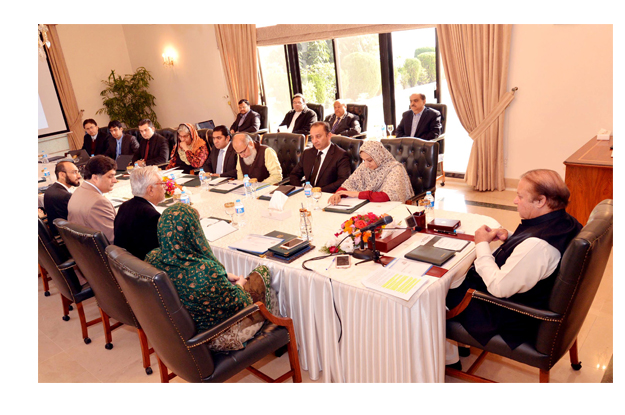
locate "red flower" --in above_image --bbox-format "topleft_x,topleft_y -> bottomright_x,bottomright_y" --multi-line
329,246 -> 337,253
355,220 -> 367,229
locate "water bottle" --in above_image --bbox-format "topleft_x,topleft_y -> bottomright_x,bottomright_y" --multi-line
43,167 -> 52,184
249,178 -> 258,198
41,150 -> 49,163
304,181 -> 312,209
381,124 -> 386,138
243,174 -> 252,199
235,199 -> 246,227
424,191 -> 435,210
180,190 -> 191,205
299,208 -> 313,241
198,168 -> 209,191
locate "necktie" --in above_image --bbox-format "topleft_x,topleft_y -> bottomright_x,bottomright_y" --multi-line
216,149 -> 225,174
116,138 -> 122,159
331,116 -> 340,133
91,137 -> 96,155
144,140 -> 150,161
310,151 -> 322,186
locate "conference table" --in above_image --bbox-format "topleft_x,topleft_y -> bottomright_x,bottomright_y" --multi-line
42,167 -> 500,382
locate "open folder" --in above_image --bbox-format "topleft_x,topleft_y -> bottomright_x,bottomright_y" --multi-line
323,197 -> 369,214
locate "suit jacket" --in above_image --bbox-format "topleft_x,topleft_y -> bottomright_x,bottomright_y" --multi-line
82,131 -> 109,156
289,143 -> 351,193
67,181 -> 116,243
324,112 -> 362,137
132,133 -> 169,166
230,110 -> 261,133
279,107 -> 317,135
114,196 -> 160,260
395,106 -> 442,141
203,142 -> 237,178
104,134 -> 140,160
43,182 -> 72,236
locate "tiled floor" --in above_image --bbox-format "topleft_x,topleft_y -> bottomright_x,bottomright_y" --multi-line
38,179 -> 613,384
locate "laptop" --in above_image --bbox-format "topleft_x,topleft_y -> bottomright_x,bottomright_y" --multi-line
66,149 -> 90,166
116,154 -> 134,171
196,119 -> 215,130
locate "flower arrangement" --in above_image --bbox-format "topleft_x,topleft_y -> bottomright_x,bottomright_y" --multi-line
321,212 -> 388,254
163,176 -> 182,198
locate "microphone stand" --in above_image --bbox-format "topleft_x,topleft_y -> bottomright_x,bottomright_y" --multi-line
354,231 -> 381,266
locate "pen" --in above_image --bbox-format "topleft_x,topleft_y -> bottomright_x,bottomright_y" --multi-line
326,257 -> 336,270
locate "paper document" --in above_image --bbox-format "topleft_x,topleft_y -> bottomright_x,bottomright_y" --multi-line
200,218 -> 237,242
325,197 -> 363,210
356,201 -> 400,216
433,237 -> 470,251
385,258 -> 432,275
361,266 -> 435,301
208,177 -> 230,186
176,177 -> 196,185
228,234 -> 284,254
212,180 -> 244,192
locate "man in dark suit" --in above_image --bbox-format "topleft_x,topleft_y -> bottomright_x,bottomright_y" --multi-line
133,119 -> 169,166
395,93 -> 442,141
114,166 -> 165,260
81,118 -> 109,156
43,161 -> 81,236
324,100 -> 362,137
230,99 -> 261,134
278,93 -> 317,135
289,121 -> 351,193
204,125 -> 237,178
103,120 -> 140,164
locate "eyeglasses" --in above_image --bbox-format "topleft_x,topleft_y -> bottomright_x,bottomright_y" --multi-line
235,147 -> 249,156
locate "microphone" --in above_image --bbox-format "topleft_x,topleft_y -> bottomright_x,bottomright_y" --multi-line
359,215 -> 393,233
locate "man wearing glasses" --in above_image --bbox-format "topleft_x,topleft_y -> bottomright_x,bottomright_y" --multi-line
43,161 -> 82,236
204,125 -> 237,178
114,166 -> 165,260
231,133 -> 282,185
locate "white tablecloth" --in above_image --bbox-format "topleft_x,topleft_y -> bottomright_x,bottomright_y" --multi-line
104,173 -> 500,382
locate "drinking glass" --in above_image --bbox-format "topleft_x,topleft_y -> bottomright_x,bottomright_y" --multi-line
312,187 -> 322,210
387,125 -> 394,137
224,202 -> 237,227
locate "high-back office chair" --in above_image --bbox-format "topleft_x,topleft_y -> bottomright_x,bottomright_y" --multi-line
197,129 -> 215,151
105,245 -> 302,383
262,133 -> 306,184
424,103 -> 447,186
346,103 -> 368,138
446,200 -> 613,383
156,128 -> 177,159
251,104 -> 269,135
330,135 -> 363,174
380,137 -> 439,202
307,103 -> 324,124
38,218 -> 100,344
55,219 -> 154,375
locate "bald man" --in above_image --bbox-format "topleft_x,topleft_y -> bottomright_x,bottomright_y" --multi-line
324,100 -> 361,137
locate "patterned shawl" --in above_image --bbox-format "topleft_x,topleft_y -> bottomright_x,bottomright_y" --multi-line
341,140 -> 414,202
171,123 -> 208,166
145,203 -> 251,331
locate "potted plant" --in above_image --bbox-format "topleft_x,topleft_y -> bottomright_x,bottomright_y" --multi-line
97,67 -> 161,128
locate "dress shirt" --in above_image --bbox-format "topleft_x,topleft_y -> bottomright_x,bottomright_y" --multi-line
472,237 -> 561,298
238,111 -> 249,127
410,110 -> 424,137
84,180 -> 103,195
56,181 -> 70,192
235,147 -> 282,185
287,111 -> 301,133
311,144 -> 331,185
216,142 -> 231,175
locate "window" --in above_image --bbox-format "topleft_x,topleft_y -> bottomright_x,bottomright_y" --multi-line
298,40 -> 337,112
258,45 -> 292,132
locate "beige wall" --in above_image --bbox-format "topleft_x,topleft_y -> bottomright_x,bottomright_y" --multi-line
504,24 -> 613,180
56,24 -> 133,128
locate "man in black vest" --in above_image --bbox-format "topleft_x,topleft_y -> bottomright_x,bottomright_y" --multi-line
43,161 -> 81,236
114,166 -> 165,260
445,169 -> 582,367
231,133 -> 282,185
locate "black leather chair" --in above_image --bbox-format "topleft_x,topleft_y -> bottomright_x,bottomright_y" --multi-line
424,103 -> 447,186
330,135 -> 363,174
380,137 -> 439,202
55,219 -> 154,375
197,128 -> 215,151
346,103 -> 368,139
307,103 -> 324,124
250,104 -> 269,135
262,133 -> 306,184
105,245 -> 302,383
446,200 -> 613,383
38,218 -> 100,344
125,128 -> 142,141
156,128 -> 176,160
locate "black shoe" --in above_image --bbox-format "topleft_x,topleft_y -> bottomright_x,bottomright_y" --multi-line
459,346 -> 471,357
446,360 -> 462,371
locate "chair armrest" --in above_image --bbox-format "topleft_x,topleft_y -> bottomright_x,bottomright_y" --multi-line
447,288 -> 563,322
186,303 -> 260,348
432,134 -> 445,154
352,132 -> 367,139
58,258 -> 76,271
257,128 -> 268,135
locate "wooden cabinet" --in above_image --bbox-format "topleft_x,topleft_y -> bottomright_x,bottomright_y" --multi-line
563,136 -> 613,225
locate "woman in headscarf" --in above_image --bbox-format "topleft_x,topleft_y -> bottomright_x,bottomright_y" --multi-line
166,123 -> 209,173
328,140 -> 414,204
145,203 -> 273,350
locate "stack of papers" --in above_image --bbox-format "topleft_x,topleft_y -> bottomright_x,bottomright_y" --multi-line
361,258 -> 434,301
228,234 -> 284,254
200,218 -> 238,242
324,197 -> 365,211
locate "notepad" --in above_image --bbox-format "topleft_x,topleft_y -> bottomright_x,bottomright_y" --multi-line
228,234 -> 284,254
210,180 -> 244,193
200,218 -> 237,242
361,266 -> 435,301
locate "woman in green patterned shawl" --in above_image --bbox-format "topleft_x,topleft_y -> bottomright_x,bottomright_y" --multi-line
145,203 -> 272,345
